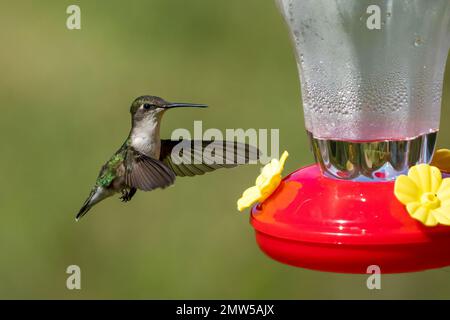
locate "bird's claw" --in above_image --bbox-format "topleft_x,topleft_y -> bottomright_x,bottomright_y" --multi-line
120,191 -> 131,202
120,188 -> 136,203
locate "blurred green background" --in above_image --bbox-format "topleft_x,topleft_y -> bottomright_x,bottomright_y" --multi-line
1,0 -> 450,299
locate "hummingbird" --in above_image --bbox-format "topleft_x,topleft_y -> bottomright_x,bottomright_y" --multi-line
76,95 -> 259,220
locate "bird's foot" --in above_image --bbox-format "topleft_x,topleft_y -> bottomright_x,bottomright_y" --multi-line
120,190 -> 130,202
120,188 -> 136,202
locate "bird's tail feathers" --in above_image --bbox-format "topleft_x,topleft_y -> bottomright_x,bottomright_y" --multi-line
76,202 -> 92,221
76,187 -> 109,221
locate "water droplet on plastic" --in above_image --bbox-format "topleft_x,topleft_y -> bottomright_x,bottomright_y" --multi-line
414,36 -> 424,47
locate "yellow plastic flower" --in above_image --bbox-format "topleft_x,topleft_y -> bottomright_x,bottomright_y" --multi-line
237,151 -> 289,211
394,164 -> 450,226
430,149 -> 450,173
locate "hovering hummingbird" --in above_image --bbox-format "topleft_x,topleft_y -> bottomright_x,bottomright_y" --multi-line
76,95 -> 259,220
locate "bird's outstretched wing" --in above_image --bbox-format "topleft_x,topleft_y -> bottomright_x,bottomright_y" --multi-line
125,150 -> 176,191
159,140 -> 260,177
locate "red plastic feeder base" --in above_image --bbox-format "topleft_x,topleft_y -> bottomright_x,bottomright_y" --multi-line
250,165 -> 450,273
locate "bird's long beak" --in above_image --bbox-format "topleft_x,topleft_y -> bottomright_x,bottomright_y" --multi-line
163,102 -> 208,109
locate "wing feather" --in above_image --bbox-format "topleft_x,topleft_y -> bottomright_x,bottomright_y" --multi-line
159,139 -> 260,177
125,151 -> 176,191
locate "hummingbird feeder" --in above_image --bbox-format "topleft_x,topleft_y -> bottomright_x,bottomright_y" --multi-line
248,0 -> 450,273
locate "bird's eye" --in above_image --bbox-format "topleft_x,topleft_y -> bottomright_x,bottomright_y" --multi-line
142,103 -> 152,110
